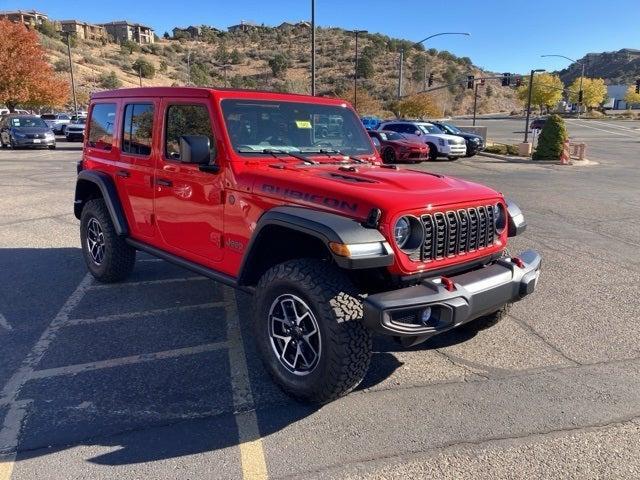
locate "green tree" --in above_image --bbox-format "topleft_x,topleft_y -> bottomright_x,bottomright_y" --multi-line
533,114 -> 568,160
53,58 -> 69,73
215,44 -> 229,63
356,55 -> 374,79
132,58 -> 155,79
230,48 -> 243,64
37,20 -> 60,39
624,85 -> 640,105
120,40 -> 141,55
517,73 -> 564,111
99,71 -> 122,89
568,77 -> 607,109
412,54 -> 427,83
190,63 -> 210,86
158,59 -> 168,73
268,54 -> 290,78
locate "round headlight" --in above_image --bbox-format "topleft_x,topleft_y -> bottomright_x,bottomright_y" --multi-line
494,203 -> 507,233
394,217 -> 410,248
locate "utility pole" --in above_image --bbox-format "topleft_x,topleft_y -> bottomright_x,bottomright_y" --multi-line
472,81 -> 479,126
541,54 -> 585,117
60,31 -> 78,115
220,65 -> 232,87
397,49 -> 404,100
349,29 -> 367,109
311,0 -> 316,96
138,66 -> 142,87
524,69 -> 546,143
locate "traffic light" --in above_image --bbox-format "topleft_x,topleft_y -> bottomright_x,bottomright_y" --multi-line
467,75 -> 474,89
636,79 -> 640,94
515,76 -> 523,87
501,73 -> 511,86
578,90 -> 583,103
428,73 -> 434,87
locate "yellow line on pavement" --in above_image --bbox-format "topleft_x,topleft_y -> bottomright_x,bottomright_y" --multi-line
0,454 -> 15,480
236,411 -> 268,480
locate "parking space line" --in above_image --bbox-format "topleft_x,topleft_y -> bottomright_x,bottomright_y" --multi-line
66,301 -> 226,326
566,120 -> 631,137
223,287 -> 268,480
29,342 -> 229,380
0,314 -> 12,332
87,276 -> 209,290
0,455 -> 14,480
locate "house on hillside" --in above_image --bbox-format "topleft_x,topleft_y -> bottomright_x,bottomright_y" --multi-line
278,21 -> 311,30
0,9 -> 49,28
228,20 -> 259,33
60,20 -> 107,41
100,20 -> 155,44
172,25 -> 202,38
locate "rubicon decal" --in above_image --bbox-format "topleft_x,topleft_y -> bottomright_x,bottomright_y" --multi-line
261,184 -> 358,212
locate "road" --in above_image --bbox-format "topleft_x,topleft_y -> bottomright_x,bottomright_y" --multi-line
0,120 -> 639,479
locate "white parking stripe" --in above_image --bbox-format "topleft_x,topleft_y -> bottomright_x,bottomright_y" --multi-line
586,120 -> 639,132
567,120 -> 633,137
223,288 -> 269,479
66,301 -> 226,326
87,276 -> 209,290
28,341 -> 229,380
0,314 -> 12,332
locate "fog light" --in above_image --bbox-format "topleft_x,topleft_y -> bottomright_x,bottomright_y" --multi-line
420,307 -> 433,325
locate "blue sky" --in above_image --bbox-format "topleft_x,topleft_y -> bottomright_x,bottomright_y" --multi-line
3,0 -> 639,73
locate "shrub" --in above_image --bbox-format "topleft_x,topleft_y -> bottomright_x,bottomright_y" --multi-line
532,114 -> 567,160
120,40 -> 141,55
99,71 -> 122,89
268,54 -> 290,78
131,58 -> 156,79
37,20 -> 60,39
53,58 -> 70,72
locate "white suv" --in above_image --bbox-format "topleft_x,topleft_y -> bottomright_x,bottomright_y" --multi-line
378,120 -> 466,160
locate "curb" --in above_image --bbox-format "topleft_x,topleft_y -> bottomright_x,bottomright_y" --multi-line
478,152 -> 598,166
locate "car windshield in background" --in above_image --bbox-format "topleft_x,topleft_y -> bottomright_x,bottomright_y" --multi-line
41,114 -> 56,120
441,123 -> 462,134
71,118 -> 87,124
10,117 -> 47,128
221,99 -> 374,156
418,123 -> 444,134
378,131 -> 405,141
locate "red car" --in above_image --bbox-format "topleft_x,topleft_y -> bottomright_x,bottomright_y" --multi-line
368,129 -> 429,163
74,87 -> 540,403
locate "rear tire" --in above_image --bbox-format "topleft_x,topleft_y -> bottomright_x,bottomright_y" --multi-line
80,199 -> 136,283
48,145 -> 56,150
427,143 -> 438,161
252,259 -> 372,404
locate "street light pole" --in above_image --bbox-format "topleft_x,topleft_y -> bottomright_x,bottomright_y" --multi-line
349,29 -> 367,109
397,32 -> 470,99
524,69 -> 546,143
541,54 -> 585,117
311,0 -> 316,96
60,31 -> 78,115
472,81 -> 479,126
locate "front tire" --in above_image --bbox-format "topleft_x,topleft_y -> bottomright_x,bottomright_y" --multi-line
382,147 -> 396,164
252,259 -> 372,404
427,143 -> 438,161
80,199 -> 136,283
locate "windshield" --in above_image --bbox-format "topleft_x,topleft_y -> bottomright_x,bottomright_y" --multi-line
10,117 -> 47,128
378,131 -> 405,141
440,123 -> 461,134
418,123 -> 444,134
221,99 -> 374,156
41,114 -> 56,120
71,118 -> 87,125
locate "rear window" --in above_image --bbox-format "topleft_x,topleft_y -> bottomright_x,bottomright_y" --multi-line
41,114 -> 56,120
88,103 -> 116,150
122,103 -> 154,156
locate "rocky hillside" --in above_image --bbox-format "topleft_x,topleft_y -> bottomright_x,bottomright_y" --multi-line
557,48 -> 640,85
39,24 -> 521,116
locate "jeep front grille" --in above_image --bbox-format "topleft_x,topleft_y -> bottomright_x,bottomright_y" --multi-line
421,205 -> 496,261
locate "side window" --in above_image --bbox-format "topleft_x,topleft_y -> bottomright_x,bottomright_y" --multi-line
122,103 -> 154,156
165,104 -> 214,160
385,124 -> 399,132
88,103 -> 116,150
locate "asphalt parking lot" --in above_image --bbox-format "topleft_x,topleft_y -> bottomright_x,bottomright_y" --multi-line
1,118 -> 639,479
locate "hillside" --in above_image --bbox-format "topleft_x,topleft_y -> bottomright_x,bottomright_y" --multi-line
39,24 -> 522,116
557,48 -> 640,85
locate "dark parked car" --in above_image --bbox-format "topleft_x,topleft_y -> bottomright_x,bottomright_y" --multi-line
431,122 -> 485,157
0,115 -> 56,149
368,130 -> 429,163
530,118 -> 546,131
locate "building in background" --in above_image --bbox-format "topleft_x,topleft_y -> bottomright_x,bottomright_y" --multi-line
100,20 -> 155,44
59,20 -> 107,41
604,85 -> 632,110
172,25 -> 202,38
228,20 -> 259,33
0,9 -> 49,28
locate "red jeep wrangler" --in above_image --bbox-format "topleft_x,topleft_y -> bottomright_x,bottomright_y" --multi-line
74,87 -> 541,403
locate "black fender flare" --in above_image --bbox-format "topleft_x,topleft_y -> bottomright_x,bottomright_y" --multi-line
74,170 -> 129,236
238,206 -> 393,285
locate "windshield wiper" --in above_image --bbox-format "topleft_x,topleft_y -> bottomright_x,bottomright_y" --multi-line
261,148 -> 317,165
317,149 -> 368,164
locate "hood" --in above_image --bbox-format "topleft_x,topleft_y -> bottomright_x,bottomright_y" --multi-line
242,161 -> 501,221
422,132 -> 465,143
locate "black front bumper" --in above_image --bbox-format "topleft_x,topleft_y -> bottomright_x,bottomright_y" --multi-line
363,250 -> 541,343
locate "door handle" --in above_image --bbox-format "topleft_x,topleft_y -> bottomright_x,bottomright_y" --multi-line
116,169 -> 130,178
156,178 -> 173,187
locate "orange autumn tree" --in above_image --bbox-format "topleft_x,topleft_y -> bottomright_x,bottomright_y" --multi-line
0,19 -> 69,112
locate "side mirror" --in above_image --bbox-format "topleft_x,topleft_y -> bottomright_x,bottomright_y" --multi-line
179,135 -> 214,165
414,130 -> 422,136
